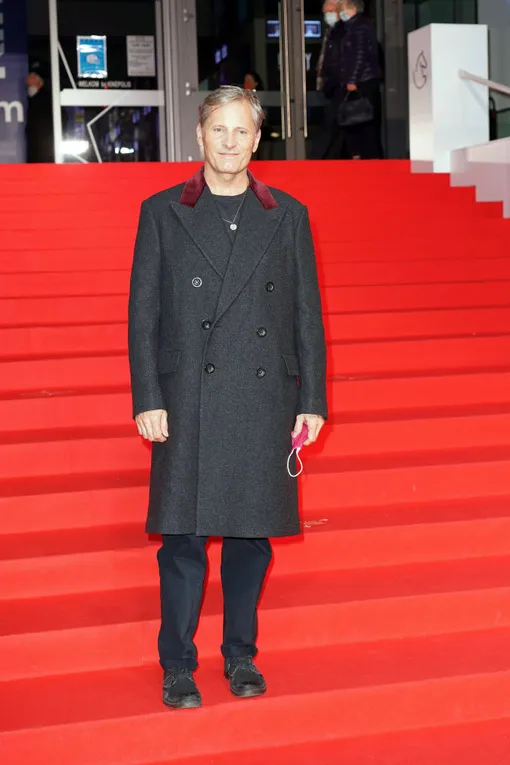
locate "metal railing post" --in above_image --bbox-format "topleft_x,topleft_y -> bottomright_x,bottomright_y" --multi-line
48,0 -> 63,163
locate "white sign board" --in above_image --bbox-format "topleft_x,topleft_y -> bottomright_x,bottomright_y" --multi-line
408,24 -> 489,173
127,36 -> 156,78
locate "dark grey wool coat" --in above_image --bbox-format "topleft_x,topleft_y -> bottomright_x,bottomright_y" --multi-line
128,167 -> 327,538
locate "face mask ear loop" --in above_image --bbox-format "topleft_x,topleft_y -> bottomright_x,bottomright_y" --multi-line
287,447 -> 304,478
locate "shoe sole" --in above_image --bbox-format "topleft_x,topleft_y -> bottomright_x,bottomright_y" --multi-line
163,695 -> 202,709
229,683 -> 267,699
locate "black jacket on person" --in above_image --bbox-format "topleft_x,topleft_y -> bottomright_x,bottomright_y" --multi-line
322,14 -> 381,96
128,167 -> 327,538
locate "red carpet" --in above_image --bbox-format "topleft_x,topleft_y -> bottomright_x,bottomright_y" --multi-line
1,160 -> 510,763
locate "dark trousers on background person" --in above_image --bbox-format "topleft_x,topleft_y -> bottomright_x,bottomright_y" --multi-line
157,534 -> 273,670
310,79 -> 382,160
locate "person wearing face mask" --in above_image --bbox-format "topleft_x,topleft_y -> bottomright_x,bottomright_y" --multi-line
311,0 -> 382,160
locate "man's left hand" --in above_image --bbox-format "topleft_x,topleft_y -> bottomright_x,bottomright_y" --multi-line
346,83 -> 358,92
292,413 -> 326,446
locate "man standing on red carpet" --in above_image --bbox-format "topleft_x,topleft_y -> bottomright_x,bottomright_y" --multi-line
128,86 -> 327,709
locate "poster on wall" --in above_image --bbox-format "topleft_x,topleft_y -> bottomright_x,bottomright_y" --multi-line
126,36 -> 156,77
77,35 -> 108,79
0,0 -> 28,163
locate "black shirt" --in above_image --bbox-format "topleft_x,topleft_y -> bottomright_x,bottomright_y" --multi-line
212,192 -> 247,241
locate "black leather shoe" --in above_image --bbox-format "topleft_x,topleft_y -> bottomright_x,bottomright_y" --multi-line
224,657 -> 267,698
162,667 -> 202,709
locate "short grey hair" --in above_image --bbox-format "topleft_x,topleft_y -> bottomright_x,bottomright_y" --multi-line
339,0 -> 364,9
199,86 -> 264,131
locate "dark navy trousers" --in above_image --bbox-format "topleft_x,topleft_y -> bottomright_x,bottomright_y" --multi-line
157,534 -> 273,670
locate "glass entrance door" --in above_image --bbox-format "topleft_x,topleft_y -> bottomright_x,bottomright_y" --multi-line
192,0 -> 324,160
47,0 -> 167,163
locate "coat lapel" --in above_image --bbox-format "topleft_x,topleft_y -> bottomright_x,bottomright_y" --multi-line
169,188 -> 231,279
213,189 -> 287,323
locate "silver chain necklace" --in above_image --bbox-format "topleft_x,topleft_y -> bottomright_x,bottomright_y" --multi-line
220,191 -> 247,231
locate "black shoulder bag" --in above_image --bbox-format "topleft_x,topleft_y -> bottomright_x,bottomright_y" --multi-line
336,91 -> 374,128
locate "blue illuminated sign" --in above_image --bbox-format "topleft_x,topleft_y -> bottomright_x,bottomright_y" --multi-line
77,35 -> 107,79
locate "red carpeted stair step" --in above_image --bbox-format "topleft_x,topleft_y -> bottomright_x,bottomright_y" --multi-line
4,629 -> 510,732
2,670 -> 510,765
326,307 -> 510,342
2,586 -> 510,681
1,222 -> 507,252
0,271 -> 130,298
300,460 -> 510,512
0,323 -> 128,360
327,336 -> 510,377
316,240 -> 510,262
4,544 -> 510,636
4,258 -> 510,299
1,204 -> 499,231
0,191 -> 499,215
4,336 -> 510,396
3,371 -> 510,434
0,354 -> 129,395
2,306 -> 510,361
101,720 -> 510,765
330,371 -> 510,420
320,257 -> 510,285
322,282 -> 510,312
3,413 -> 510,481
2,457 -> 510,531
2,160 -> 510,764
2,519 -> 510,606
0,295 -> 128,328
0,247 -> 130,272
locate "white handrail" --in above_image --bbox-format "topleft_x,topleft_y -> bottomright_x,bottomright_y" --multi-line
459,69 -> 510,98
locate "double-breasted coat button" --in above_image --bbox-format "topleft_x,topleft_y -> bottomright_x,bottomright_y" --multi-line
205,363 -> 215,374
256,327 -> 267,337
192,277 -> 202,288
256,367 -> 266,378
265,281 -> 275,292
202,319 -> 212,330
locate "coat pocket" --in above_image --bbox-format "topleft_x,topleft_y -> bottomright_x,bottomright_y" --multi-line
281,353 -> 300,376
157,349 -> 182,374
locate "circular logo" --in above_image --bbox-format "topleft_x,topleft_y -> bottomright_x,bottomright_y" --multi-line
192,277 -> 202,288
413,51 -> 428,90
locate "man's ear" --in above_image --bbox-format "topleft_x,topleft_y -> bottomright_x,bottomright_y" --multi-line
253,129 -> 262,153
196,123 -> 203,150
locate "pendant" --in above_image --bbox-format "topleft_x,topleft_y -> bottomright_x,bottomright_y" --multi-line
230,223 -> 237,231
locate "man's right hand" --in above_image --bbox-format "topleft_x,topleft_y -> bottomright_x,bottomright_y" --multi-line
135,409 -> 169,442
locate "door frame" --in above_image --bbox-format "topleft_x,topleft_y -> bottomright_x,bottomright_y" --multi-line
168,0 -> 310,162
47,0 -> 312,163
48,0 -> 168,163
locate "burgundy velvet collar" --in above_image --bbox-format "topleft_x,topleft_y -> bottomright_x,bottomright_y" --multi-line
179,166 -> 278,210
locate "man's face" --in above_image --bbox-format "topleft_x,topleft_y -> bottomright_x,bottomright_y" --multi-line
197,99 -> 261,176
323,0 -> 339,13
338,0 -> 355,13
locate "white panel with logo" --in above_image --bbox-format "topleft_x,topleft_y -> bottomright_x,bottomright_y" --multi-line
408,24 -> 490,173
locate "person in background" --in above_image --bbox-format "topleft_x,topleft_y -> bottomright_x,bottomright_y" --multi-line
26,62 -> 54,163
489,97 -> 497,141
311,0 -> 382,160
243,71 -> 264,92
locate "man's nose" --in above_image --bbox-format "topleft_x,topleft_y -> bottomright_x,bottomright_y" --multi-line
223,131 -> 237,149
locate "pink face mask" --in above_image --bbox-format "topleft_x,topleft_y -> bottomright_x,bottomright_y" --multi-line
287,423 -> 308,478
